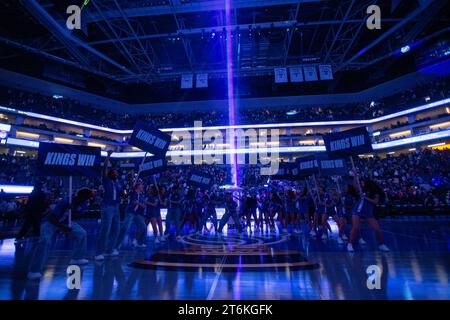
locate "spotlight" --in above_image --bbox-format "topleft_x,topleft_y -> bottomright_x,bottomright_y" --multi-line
52,94 -> 63,99
401,45 -> 410,54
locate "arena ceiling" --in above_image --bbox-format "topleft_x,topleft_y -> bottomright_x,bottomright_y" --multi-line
0,0 -> 448,101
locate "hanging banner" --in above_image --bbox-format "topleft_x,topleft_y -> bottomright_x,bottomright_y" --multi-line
181,73 -> 193,89
36,142 -> 101,177
274,67 -> 288,83
137,156 -> 167,177
129,121 -> 171,157
196,73 -> 208,88
318,65 -> 333,80
303,65 -> 318,81
323,127 -> 373,158
289,66 -> 304,82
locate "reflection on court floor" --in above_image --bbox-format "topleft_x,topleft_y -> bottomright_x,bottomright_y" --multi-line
0,218 -> 449,300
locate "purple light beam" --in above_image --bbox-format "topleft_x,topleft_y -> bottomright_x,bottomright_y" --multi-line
225,0 -> 238,187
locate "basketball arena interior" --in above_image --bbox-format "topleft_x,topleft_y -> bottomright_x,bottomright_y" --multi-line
0,0 -> 449,302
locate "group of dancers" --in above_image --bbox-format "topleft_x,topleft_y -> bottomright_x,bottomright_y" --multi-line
22,150 -> 390,280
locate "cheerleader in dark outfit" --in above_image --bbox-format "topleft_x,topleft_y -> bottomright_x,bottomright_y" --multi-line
194,190 -> 205,234
243,190 -> 258,234
256,189 -> 268,232
333,190 -> 347,244
217,192 -> 243,235
310,187 -> 325,238
146,186 -> 166,243
347,179 -> 390,252
268,191 -> 282,233
177,188 -> 195,237
321,189 -> 335,240
285,189 -> 298,234
297,187 -> 310,233
200,189 -> 219,233
338,184 -> 357,243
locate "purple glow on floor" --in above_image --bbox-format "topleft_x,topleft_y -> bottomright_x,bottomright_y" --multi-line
225,0 -> 238,187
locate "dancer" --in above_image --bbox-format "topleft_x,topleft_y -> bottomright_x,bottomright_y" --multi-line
333,190 -> 347,244
194,189 -> 205,234
256,189 -> 269,232
310,187 -> 325,238
285,189 -> 298,233
27,188 -> 94,280
347,179 -> 390,252
15,181 -> 50,242
164,184 -> 183,239
243,189 -> 258,234
298,187 -> 310,233
95,150 -> 123,261
217,192 -> 243,235
200,188 -> 219,233
177,188 -> 195,237
277,189 -> 289,233
338,184 -> 357,243
268,191 -> 281,233
146,185 -> 166,243
321,189 -> 334,240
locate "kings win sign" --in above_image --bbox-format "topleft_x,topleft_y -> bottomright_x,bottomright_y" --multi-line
36,142 -> 101,177
129,121 -> 171,157
323,127 -> 373,158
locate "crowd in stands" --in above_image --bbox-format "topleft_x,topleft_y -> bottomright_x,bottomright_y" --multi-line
358,149 -> 450,205
1,77 -> 449,129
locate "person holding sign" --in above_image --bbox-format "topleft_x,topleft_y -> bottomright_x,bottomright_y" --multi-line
115,181 -> 148,249
347,179 -> 390,253
27,188 -> 94,280
95,150 -> 123,261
